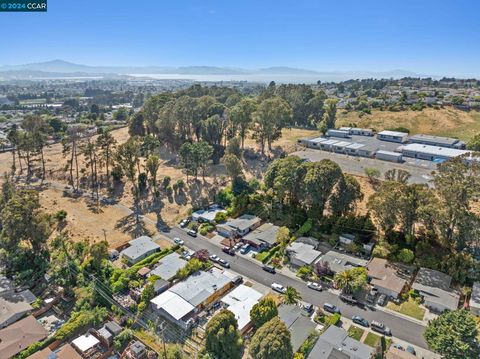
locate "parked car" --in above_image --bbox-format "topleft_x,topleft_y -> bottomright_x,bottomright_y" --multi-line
377,293 -> 388,306
240,244 -> 251,254
323,303 -> 340,314
173,237 -> 184,245
393,344 -> 405,351
371,320 -> 391,336
406,345 -> 416,355
303,303 -> 314,314
262,265 -> 276,274
340,294 -> 358,305
187,229 -> 197,237
271,283 -> 287,294
367,287 -> 378,303
179,218 -> 190,228
352,315 -> 369,327
218,258 -> 230,268
222,247 -> 235,256
209,254 -> 220,262
233,242 -> 243,251
307,282 -> 322,291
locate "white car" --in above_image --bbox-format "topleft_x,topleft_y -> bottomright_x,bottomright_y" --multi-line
209,254 -> 220,262
173,237 -> 184,245
271,283 -> 287,294
307,281 -> 322,291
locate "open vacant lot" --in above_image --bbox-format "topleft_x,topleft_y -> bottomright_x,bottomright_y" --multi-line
337,108 -> 480,141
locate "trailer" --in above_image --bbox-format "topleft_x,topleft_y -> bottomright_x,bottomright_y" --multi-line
376,150 -> 403,163
326,129 -> 350,138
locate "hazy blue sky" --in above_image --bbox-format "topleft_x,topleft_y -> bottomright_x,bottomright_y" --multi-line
1,0 -> 479,76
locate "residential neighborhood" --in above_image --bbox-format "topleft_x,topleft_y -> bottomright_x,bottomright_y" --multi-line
1,1 -> 480,359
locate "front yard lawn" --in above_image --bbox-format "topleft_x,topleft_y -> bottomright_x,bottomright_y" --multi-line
387,298 -> 425,320
254,250 -> 269,262
363,332 -> 382,347
347,326 -> 364,341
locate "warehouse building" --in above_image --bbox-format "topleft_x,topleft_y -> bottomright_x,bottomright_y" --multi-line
377,130 -> 409,143
376,150 -> 403,163
326,129 -> 350,138
339,127 -> 374,136
408,134 -> 466,149
400,143 -> 470,162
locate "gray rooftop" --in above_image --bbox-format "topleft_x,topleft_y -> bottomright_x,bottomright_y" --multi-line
319,250 -> 368,273
278,305 -> 317,353
221,214 -> 261,232
401,143 -> 469,158
286,241 -> 322,265
120,236 -> 160,262
412,268 -> 459,311
308,325 -> 375,359
0,276 -> 13,297
151,252 -> 187,281
409,134 -> 460,146
169,268 -> 231,307
470,282 -> 480,308
243,223 -> 280,246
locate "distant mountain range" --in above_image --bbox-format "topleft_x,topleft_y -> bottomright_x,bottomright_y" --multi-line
0,60 -> 430,81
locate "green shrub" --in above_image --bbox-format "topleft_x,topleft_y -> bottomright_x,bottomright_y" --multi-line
328,313 -> 341,326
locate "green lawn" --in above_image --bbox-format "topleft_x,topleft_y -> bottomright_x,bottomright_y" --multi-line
363,332 -> 382,347
254,251 -> 269,262
347,326 -> 364,341
387,298 -> 425,320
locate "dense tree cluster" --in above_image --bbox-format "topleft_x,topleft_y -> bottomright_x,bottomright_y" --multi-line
249,317 -> 293,359
262,156 -> 362,224
424,309 -> 479,359
204,309 -> 243,359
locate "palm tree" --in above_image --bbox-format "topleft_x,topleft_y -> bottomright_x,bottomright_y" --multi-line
334,270 -> 355,294
283,286 -> 302,305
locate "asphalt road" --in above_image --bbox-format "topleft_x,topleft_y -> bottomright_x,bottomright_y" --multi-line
166,227 -> 428,349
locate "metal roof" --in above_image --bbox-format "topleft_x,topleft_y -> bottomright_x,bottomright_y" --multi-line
378,130 -> 409,137
401,143 -> 469,158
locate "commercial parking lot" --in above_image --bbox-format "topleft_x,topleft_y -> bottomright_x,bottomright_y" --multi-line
292,149 -> 436,185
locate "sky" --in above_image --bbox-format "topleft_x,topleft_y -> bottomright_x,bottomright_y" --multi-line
1,0 -> 479,76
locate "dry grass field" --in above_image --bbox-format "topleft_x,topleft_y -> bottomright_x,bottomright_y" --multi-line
337,108 -> 480,141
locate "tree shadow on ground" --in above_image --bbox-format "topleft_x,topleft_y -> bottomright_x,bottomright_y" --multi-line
115,212 -> 150,238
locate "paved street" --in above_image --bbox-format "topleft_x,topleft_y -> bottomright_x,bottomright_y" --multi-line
45,181 -> 429,349
165,227 -> 429,349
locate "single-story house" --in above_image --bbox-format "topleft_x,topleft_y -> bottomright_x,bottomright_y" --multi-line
469,282 -> 480,316
72,332 -> 102,356
192,205 -> 227,223
95,320 -> 123,346
120,236 -> 161,265
242,223 -> 280,249
151,268 -> 233,329
0,294 -> 33,328
150,252 -> 187,281
216,214 -> 261,238
367,258 -> 411,299
412,267 -> 460,313
285,241 -> 322,267
278,305 -> 317,352
220,285 -> 263,334
307,325 -> 375,359
318,250 -> 368,274
27,343 -> 83,359
339,233 -> 355,245
0,315 -> 49,359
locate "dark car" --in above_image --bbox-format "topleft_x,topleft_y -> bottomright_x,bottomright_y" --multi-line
323,303 -> 340,314
187,229 -> 197,237
352,315 -> 369,327
222,247 -> 235,256
262,265 -> 276,274
340,294 -> 358,305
